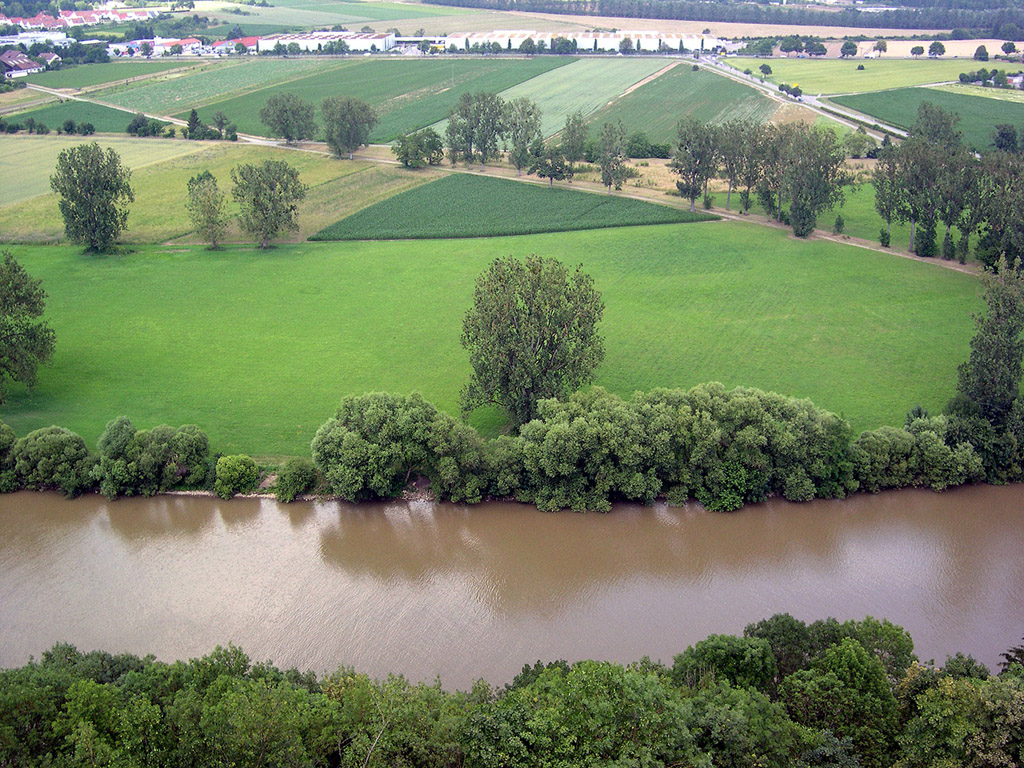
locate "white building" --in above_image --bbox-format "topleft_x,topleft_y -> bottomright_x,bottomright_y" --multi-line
257,31 -> 395,53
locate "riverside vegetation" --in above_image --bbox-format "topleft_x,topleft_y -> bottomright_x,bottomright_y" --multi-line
1,616 -> 1022,768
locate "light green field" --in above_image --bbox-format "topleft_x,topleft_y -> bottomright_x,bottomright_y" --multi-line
929,82 -> 1024,103
0,138 -> 429,243
24,61 -> 201,90
99,58 -> 346,115
730,57 -> 970,95
832,86 -> 1022,151
13,99 -> 139,134
1,223 -> 978,456
0,135 -> 205,208
197,0 -> 464,29
584,65 -> 777,145
180,57 -> 570,142
484,57 -> 671,138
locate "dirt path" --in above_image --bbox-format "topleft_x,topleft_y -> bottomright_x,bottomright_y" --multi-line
618,60 -> 679,99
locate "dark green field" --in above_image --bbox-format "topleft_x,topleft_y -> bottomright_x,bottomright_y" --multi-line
178,57 -> 571,142
312,174 -> 716,240
13,100 -> 136,134
24,61 -> 198,89
2,222 -> 978,456
831,87 -> 1020,151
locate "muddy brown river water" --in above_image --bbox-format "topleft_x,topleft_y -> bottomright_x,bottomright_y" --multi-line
1,486 -> 1022,689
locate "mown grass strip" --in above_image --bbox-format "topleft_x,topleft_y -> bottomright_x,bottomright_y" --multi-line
311,173 -> 716,240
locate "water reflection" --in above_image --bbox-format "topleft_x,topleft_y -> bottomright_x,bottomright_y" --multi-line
1,486 -> 1022,688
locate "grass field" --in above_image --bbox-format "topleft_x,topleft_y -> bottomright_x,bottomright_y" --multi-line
197,0 -> 465,29
0,134 -> 205,208
24,61 -> 200,90
584,65 -> 776,145
930,83 -> 1024,104
0,138 -> 427,243
312,173 -> 715,240
181,57 -> 570,142
729,57 -> 970,95
100,58 -> 345,116
831,86 -> 1019,151
13,100 -> 140,134
1,223 -> 979,456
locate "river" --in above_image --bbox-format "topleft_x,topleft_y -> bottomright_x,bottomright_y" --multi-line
1,486 -> 1022,689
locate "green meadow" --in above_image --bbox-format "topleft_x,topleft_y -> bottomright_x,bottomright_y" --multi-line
1,222 -> 978,456
180,57 -> 570,142
312,173 -> 715,240
584,65 -> 777,145
730,57 -> 970,95
24,61 -> 201,89
832,86 -> 1022,151
13,100 -> 139,134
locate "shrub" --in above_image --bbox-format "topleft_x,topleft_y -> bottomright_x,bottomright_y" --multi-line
0,419 -> 17,492
12,426 -> 94,497
274,457 -> 317,503
215,455 -> 259,499
94,417 -> 211,499
879,228 -> 891,248
833,214 -> 845,234
672,634 -> 778,692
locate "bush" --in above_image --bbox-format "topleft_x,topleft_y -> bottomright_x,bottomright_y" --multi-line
12,426 -> 94,497
274,457 -> 316,503
833,215 -> 845,234
214,455 -> 259,499
879,228 -> 891,247
672,634 -> 778,692
94,417 -> 210,499
0,419 -> 17,492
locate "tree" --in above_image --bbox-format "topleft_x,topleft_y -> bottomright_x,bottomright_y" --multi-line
911,45 -> 925,57
185,108 -> 201,139
230,160 -> 307,249
444,91 -> 505,169
671,118 -> 719,212
759,63 -> 772,77
504,97 -> 541,176
874,39 -> 887,55
321,96 -> 376,159
529,146 -> 569,185
872,141 -> 906,246
391,128 -> 443,168
0,251 -> 55,404
212,111 -> 230,133
597,120 -> 627,194
993,124 -> 1018,154
779,35 -> 803,55
258,93 -> 315,144
234,41 -> 247,55
618,36 -> 633,54
784,125 -> 849,237
461,254 -> 604,426
953,257 -> 1024,426
928,41 -> 945,57
806,41 -> 827,56
169,43 -> 183,55
185,170 -> 227,249
1002,41 -> 1017,55
560,109 -> 587,166
840,40 -> 858,57
50,142 -> 134,252
974,45 -> 989,61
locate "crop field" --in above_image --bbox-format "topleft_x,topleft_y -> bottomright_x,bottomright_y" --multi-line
312,173 -> 714,240
1,223 -> 978,455
584,65 -> 777,145
832,87 -> 1019,151
183,57 -> 570,142
929,82 -> 1024,104
729,58 -> 970,95
100,58 -> 346,115
13,99 -> 140,134
0,139 -> 410,243
24,61 -> 200,90
248,0 -> 467,19
0,134 -> 204,208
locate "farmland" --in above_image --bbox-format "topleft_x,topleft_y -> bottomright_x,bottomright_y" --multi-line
312,173 -> 715,240
584,65 -> 776,144
0,137 -> 423,242
1,222 -> 977,455
179,57 -> 570,142
730,57 -> 970,95
13,99 -> 143,135
831,86 -> 1019,151
24,61 -> 201,90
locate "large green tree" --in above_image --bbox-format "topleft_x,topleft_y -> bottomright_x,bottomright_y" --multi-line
597,120 -> 627,194
560,109 -> 588,165
461,254 -> 604,426
230,160 -> 307,249
504,96 -> 541,176
671,117 -> 719,211
49,142 -> 134,252
185,170 -> 227,249
258,92 -> 316,144
321,96 -> 377,159
0,251 -> 55,404
784,125 -> 849,237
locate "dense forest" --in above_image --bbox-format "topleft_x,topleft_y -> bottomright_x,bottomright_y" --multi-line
422,0 -> 1024,33
1,615 -> 1022,767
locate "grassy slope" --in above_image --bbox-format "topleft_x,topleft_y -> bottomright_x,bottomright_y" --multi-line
2,224 -> 978,456
99,58 -> 345,115
312,173 -> 715,240
584,66 -> 776,145
13,100 -> 140,134
729,57 -> 970,95
832,86 -> 1021,151
0,139 -> 431,242
0,134 -> 205,207
183,57 -> 570,142
23,61 -> 200,89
